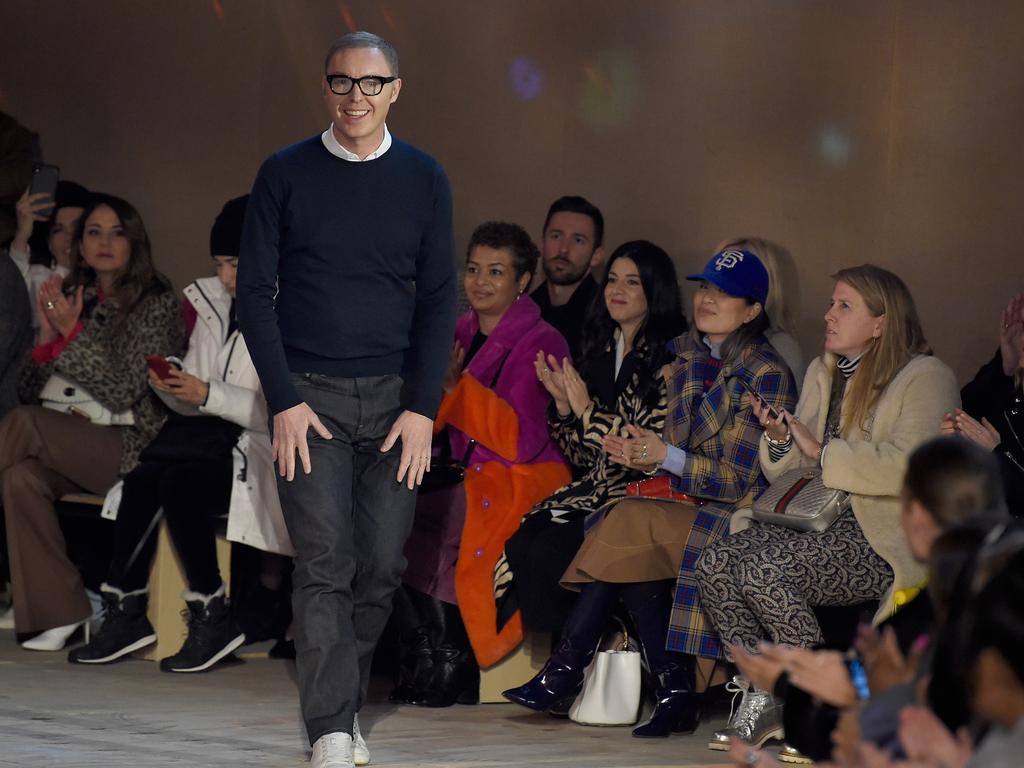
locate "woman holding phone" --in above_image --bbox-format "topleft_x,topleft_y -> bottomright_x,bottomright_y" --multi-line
0,193 -> 183,650
9,179 -> 92,328
503,247 -> 797,739
69,195 -> 294,673
695,265 -> 960,752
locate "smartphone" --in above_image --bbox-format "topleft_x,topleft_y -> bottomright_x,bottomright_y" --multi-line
29,163 -> 60,216
736,378 -> 780,420
145,355 -> 177,381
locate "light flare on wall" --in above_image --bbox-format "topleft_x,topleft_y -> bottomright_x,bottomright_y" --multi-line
509,58 -> 544,100
818,127 -> 851,167
580,49 -> 637,132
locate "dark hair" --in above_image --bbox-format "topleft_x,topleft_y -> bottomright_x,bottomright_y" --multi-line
66,193 -> 172,330
905,437 -> 1008,527
578,240 -> 687,384
690,293 -> 770,365
542,195 -> 604,249
959,546 -> 1024,696
27,180 -> 91,267
466,221 -> 539,282
324,31 -> 399,76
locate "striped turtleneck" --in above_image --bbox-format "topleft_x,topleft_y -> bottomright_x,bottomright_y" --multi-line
766,353 -> 861,463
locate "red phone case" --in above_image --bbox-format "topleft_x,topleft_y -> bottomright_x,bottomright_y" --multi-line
145,355 -> 175,380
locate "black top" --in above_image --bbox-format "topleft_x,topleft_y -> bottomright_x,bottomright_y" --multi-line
961,349 -> 1024,514
237,135 -> 456,417
530,276 -> 598,361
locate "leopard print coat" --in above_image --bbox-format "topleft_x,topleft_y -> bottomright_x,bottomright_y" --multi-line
19,285 -> 184,476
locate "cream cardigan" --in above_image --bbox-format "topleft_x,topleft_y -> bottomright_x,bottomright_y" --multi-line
759,353 -> 960,623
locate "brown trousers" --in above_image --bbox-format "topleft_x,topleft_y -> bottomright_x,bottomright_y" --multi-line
0,406 -> 122,632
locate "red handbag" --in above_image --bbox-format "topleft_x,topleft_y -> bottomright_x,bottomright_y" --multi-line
625,475 -> 703,505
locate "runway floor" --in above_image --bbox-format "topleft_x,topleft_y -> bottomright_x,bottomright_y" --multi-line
0,630 -> 746,767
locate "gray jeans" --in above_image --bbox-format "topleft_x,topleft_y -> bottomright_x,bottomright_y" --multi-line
276,373 -> 417,745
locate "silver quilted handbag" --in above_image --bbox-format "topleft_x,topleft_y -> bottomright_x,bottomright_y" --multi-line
751,467 -> 850,533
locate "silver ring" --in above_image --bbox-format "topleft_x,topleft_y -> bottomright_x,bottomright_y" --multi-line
45,300 -> 56,310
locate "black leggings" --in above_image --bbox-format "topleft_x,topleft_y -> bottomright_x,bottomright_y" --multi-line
105,457 -> 233,595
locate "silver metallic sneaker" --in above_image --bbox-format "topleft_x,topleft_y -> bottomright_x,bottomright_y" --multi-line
353,714 -> 370,766
708,676 -> 784,751
778,743 -> 813,764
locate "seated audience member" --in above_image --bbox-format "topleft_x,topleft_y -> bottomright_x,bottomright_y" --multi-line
943,292 -> 1024,513
529,195 -> 605,360
695,264 -> 959,751
494,241 -> 687,640
9,181 -> 91,327
727,437 -> 1009,763
716,237 -> 805,390
504,249 -> 797,738
66,195 -> 292,672
0,193 -> 183,650
0,248 -> 31,420
0,111 -> 38,246
393,222 -> 571,706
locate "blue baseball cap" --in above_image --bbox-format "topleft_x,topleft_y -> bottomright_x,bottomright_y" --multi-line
686,249 -> 769,305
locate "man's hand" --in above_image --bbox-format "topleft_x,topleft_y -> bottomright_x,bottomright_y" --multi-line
380,410 -> 433,489
273,402 -> 333,481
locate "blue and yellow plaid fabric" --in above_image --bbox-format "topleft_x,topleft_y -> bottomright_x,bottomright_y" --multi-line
663,333 -> 797,659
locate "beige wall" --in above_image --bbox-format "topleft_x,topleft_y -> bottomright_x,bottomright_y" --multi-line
3,0 -> 1022,381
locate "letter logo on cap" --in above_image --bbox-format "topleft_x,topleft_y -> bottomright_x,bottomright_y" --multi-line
715,249 -> 744,271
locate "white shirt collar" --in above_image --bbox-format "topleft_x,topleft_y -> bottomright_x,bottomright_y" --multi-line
321,124 -> 392,161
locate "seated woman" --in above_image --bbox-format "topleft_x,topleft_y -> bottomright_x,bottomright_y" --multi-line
503,248 -> 797,739
493,241 -> 687,643
942,292 -> 1024,513
66,195 -> 293,672
9,181 -> 91,327
394,222 -> 571,706
695,264 -> 960,751
0,193 -> 183,650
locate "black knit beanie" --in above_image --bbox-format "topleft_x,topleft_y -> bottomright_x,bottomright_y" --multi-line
209,195 -> 249,258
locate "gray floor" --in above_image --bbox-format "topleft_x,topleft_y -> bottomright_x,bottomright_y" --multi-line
0,630 -> 738,767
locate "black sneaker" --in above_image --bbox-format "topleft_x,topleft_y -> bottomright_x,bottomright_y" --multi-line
159,593 -> 245,673
68,589 -> 155,664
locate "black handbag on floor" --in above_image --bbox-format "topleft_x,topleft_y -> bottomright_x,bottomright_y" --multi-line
139,415 -> 243,464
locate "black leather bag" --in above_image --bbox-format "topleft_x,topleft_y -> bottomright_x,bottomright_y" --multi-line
139,415 -> 242,464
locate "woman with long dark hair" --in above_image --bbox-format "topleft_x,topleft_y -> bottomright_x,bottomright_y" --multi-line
493,241 -> 688,642
0,193 -> 183,651
503,247 -> 797,738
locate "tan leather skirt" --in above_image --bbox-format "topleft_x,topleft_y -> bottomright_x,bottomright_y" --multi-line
561,497 -> 699,589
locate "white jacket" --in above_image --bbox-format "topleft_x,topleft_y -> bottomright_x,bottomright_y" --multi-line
156,276 -> 293,556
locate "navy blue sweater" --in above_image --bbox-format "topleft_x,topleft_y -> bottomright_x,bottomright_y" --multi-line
237,135 -> 456,417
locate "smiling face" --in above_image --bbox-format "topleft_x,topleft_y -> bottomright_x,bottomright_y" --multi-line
824,280 -> 885,359
80,205 -> 131,280
541,211 -> 602,286
464,245 -> 530,324
48,206 -> 84,269
323,46 -> 401,158
692,280 -> 761,343
603,256 -> 648,328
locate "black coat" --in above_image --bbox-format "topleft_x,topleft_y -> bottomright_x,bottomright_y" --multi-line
961,350 -> 1024,515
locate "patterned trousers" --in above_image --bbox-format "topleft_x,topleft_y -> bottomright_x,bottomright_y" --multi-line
695,510 -> 893,656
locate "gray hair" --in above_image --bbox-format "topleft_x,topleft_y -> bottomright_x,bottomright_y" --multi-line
324,31 -> 399,76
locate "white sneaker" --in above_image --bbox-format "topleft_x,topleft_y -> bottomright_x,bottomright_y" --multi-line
21,619 -> 87,651
311,732 -> 354,768
353,714 -> 370,766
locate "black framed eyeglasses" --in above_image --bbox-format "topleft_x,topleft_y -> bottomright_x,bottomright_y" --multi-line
325,74 -> 398,97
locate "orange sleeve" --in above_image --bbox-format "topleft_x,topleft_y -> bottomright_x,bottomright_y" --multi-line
434,373 -> 519,462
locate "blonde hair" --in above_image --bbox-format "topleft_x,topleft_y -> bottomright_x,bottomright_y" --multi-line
831,264 -> 931,437
719,237 -> 795,334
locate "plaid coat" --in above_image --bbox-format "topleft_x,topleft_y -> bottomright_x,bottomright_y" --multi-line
663,333 -> 797,658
